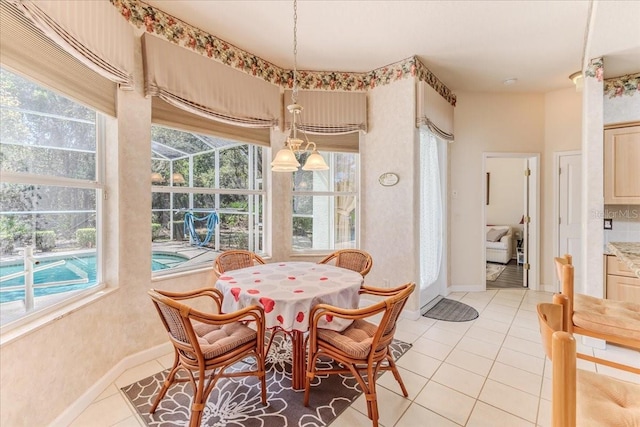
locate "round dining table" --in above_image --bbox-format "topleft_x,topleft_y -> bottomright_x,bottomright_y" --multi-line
214,261 -> 364,390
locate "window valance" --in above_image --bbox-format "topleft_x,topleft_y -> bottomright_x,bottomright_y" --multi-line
8,0 -> 134,90
416,81 -> 454,141
0,1 -> 117,116
142,33 -> 280,144
283,90 -> 367,135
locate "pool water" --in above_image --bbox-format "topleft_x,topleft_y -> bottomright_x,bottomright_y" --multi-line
0,252 -> 188,303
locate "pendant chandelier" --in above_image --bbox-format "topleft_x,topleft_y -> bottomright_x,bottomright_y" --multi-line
271,0 -> 329,173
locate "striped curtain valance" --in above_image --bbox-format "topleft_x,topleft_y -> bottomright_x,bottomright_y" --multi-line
142,33 -> 280,142
9,0 -> 134,90
283,90 -> 367,135
416,81 -> 454,141
0,0 -> 117,116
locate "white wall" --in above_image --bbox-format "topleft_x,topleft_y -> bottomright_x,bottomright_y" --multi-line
485,157 -> 526,226
450,93 -> 545,290
361,78 -> 420,311
543,88 -> 582,290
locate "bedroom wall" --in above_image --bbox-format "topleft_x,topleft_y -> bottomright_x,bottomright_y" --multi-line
485,157 -> 526,227
450,92 -> 545,290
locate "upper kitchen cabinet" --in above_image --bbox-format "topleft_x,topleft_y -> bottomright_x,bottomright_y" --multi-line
604,124 -> 640,205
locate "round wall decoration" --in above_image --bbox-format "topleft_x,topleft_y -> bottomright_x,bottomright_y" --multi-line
378,172 -> 399,186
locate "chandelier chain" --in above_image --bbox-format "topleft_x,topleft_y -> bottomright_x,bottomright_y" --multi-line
292,0 -> 298,103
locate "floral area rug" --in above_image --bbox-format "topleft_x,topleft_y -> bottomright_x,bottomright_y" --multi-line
121,335 -> 411,427
486,263 -> 507,281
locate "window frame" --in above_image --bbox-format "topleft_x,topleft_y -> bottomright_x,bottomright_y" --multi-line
291,151 -> 360,254
0,68 -> 106,331
150,125 -> 268,276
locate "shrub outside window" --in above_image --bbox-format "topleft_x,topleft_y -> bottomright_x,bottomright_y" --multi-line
0,68 -> 104,327
151,125 -> 266,273
292,151 -> 359,251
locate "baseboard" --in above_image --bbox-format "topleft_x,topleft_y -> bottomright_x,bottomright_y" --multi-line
449,285 -> 484,293
50,341 -> 172,427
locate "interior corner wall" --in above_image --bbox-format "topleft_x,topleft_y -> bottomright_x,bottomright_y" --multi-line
361,78 -> 419,310
543,88 -> 582,290
450,92 -> 545,290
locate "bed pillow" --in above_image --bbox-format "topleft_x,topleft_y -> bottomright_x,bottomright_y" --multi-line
486,228 -> 508,242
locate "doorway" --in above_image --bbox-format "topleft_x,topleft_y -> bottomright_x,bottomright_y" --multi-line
482,153 -> 540,290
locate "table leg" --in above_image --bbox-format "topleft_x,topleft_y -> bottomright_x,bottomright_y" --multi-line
291,330 -> 306,391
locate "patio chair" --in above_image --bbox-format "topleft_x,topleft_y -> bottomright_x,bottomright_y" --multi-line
304,282 -> 415,427
553,255 -> 640,374
148,287 -> 267,427
318,249 -> 373,277
536,302 -> 640,426
213,250 -> 266,276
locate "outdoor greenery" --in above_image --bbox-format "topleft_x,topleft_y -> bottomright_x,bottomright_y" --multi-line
1,68 -> 98,255
76,228 -> 96,248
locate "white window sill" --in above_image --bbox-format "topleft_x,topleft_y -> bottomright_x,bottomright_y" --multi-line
0,285 -> 118,347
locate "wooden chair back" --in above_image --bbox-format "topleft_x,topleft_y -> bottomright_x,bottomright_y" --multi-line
318,249 -> 373,277
214,250 -> 266,276
537,302 -> 577,427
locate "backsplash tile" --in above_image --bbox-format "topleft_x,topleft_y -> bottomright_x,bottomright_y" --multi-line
603,205 -> 640,245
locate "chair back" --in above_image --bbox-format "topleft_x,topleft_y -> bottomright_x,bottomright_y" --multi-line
148,290 -> 203,362
536,302 -> 565,360
554,254 -> 572,282
214,250 -> 266,275
320,249 -> 373,277
537,301 -> 578,427
371,282 -> 415,357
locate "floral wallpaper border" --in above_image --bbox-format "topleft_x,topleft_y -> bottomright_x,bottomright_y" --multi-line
109,0 -> 456,106
585,57 -> 604,82
604,72 -> 640,98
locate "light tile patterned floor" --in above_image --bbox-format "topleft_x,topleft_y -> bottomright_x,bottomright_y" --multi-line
69,289 -> 640,427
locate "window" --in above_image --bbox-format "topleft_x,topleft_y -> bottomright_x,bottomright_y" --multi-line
0,68 -> 104,327
292,151 -> 359,251
151,125 -> 266,272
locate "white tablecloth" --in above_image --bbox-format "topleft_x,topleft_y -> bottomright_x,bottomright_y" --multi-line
215,261 -> 363,332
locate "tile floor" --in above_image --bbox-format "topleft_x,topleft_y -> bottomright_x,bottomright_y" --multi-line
69,289 -> 640,427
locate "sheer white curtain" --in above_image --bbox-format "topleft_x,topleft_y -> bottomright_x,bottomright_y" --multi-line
419,128 -> 443,290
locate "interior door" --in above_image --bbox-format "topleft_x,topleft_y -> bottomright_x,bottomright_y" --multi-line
558,152 -> 582,288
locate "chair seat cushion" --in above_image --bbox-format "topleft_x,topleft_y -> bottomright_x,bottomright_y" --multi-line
192,321 -> 257,359
573,294 -> 640,341
317,319 -> 378,359
577,369 -> 640,426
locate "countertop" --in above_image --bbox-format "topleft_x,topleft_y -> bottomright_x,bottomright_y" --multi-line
607,242 -> 640,278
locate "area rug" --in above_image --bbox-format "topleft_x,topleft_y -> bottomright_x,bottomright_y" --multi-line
486,263 -> 507,281
423,298 -> 479,322
122,336 -> 411,426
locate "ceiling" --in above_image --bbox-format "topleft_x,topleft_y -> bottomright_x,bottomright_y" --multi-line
144,0 -> 640,94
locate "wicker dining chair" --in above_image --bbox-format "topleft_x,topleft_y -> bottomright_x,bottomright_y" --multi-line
318,249 -> 373,277
213,250 -> 266,276
148,287 -> 267,427
304,282 -> 415,427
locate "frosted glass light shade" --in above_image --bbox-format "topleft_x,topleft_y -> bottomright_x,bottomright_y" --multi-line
301,150 -> 329,171
151,172 -> 164,183
271,147 -> 300,172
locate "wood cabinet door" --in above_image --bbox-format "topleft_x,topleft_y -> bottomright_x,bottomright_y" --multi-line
604,125 -> 640,204
606,274 -> 640,303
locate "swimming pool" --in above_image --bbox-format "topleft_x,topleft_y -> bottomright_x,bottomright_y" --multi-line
0,252 -> 189,303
